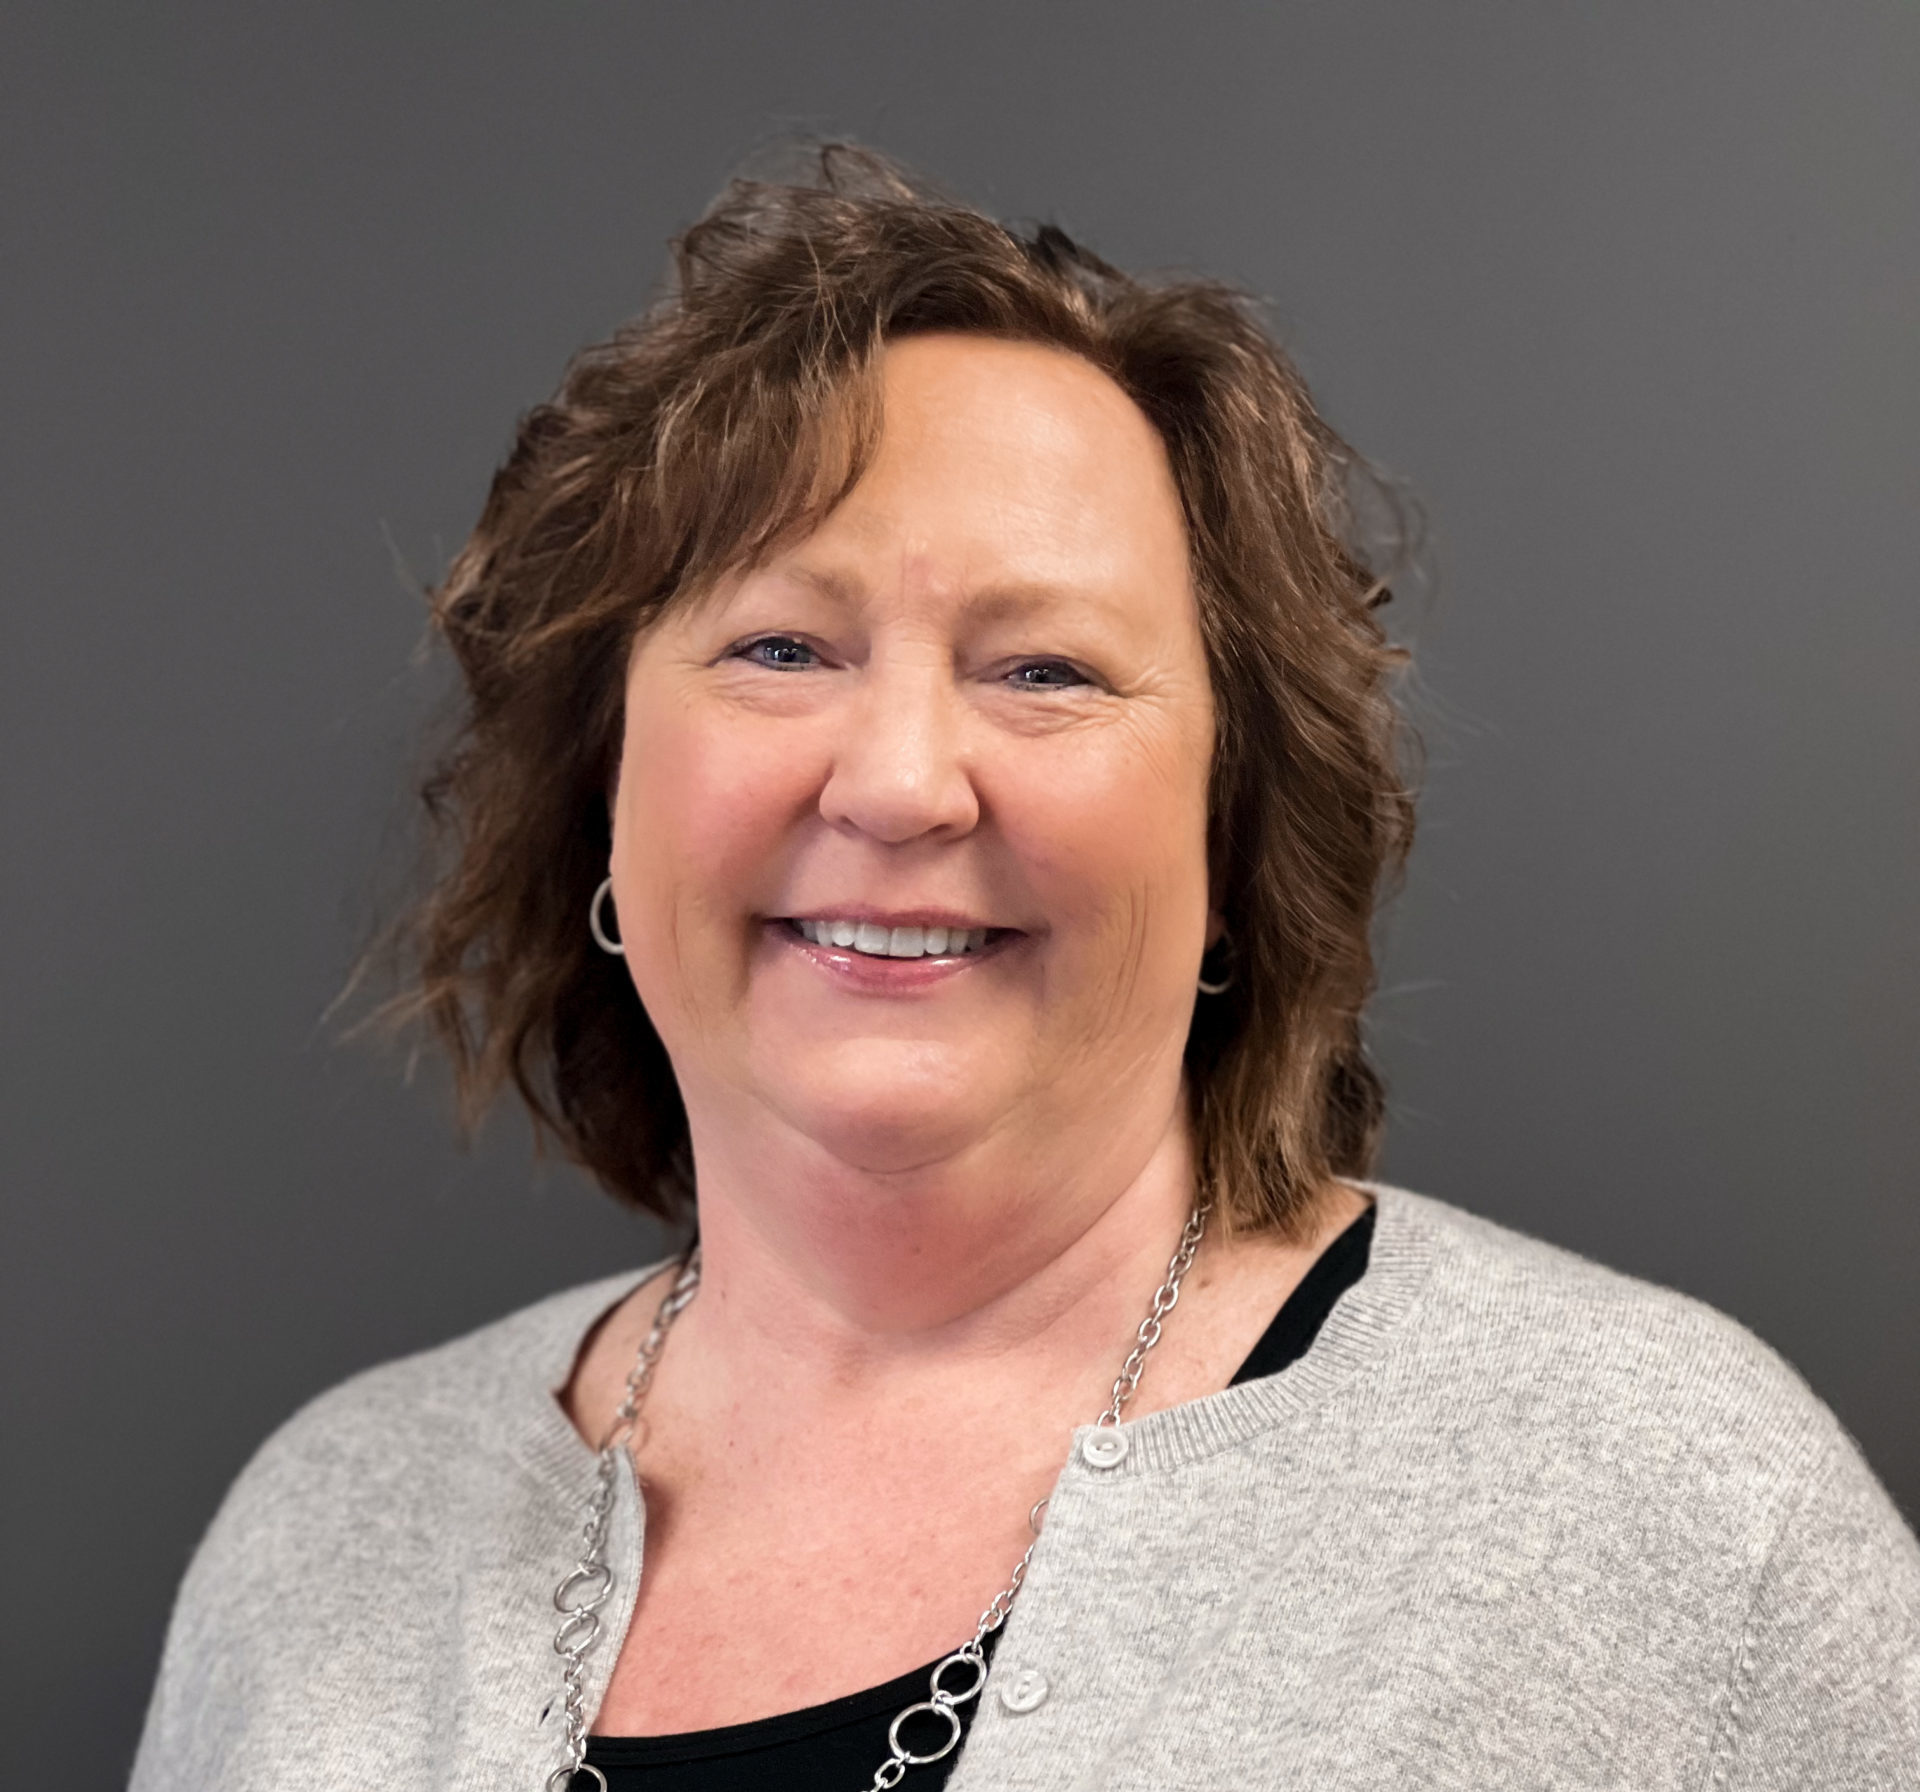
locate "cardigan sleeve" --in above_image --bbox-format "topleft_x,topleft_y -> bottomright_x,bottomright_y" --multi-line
1709,1433 -> 1920,1789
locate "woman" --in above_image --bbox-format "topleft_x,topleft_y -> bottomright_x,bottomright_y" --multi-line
131,149 -> 1919,1791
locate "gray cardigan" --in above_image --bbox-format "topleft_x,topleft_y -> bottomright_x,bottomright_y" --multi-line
130,1186 -> 1920,1789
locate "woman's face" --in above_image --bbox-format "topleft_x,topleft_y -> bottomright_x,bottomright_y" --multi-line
612,333 -> 1216,1182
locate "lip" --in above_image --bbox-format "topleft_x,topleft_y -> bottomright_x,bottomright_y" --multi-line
777,905 -> 1006,933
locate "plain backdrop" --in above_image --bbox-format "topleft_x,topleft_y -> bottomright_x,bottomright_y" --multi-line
4,4 -> 1916,1784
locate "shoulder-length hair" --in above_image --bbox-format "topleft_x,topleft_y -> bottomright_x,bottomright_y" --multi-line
398,146 -> 1415,1240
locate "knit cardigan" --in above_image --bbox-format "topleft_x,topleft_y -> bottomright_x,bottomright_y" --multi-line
129,1185 -> 1920,1790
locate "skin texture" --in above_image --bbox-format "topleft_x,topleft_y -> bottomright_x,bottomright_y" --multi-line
569,335 -> 1367,1731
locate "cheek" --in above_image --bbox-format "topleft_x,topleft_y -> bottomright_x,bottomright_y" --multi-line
612,704 -> 816,993
1008,724 -> 1213,984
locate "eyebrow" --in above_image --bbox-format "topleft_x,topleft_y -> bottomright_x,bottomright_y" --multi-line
768,561 -> 1122,627
674,559 -> 857,622
778,562 -> 863,606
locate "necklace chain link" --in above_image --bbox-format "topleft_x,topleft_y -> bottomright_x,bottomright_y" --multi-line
545,1202 -> 1210,1791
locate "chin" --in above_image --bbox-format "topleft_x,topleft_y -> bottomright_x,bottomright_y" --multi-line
802,1119 -> 983,1178
761,1050 -> 1005,1178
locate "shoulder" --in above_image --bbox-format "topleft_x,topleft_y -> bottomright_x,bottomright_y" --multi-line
1379,1181 -> 1831,1413
178,1262 -> 662,1609
253,1263 -> 654,1472
132,1266 -> 666,1785
1365,1188 -> 1920,1778
1368,1183 -> 1909,1542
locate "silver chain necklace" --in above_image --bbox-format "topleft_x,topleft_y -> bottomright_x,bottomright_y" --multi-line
545,1201 -> 1210,1792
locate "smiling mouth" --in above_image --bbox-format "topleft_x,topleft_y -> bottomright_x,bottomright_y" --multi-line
782,918 -> 1008,960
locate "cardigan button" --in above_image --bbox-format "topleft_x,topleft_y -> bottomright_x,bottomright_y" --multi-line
998,1666 -> 1050,1713
1081,1426 -> 1129,1469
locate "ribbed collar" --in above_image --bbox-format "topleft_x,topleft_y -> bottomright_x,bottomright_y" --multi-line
497,1181 -> 1441,1495
507,1261 -> 677,1497
1065,1181 -> 1442,1478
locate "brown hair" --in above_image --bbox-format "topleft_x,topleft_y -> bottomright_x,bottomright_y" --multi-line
399,146 -> 1415,1240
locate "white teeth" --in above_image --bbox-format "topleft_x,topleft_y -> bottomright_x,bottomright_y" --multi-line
792,919 -> 990,959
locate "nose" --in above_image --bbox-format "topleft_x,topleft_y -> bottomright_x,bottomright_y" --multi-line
817,656 -> 980,844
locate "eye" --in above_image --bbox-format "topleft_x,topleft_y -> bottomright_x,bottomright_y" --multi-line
730,634 -> 820,670
1005,658 -> 1091,690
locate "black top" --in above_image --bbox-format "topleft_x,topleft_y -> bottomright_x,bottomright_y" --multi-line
578,1202 -> 1376,1791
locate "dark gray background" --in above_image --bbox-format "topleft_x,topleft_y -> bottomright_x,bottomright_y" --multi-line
4,4 -> 1915,1784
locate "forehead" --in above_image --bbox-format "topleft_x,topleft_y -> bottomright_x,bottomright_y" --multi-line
778,333 -> 1193,614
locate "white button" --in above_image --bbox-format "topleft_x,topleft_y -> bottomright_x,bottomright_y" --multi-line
998,1666 -> 1049,1713
1081,1426 -> 1129,1469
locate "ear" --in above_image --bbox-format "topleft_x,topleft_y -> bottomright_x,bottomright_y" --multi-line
1204,909 -> 1226,950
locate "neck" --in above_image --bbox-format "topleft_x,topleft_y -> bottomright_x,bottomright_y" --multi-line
667,1081 -> 1201,1402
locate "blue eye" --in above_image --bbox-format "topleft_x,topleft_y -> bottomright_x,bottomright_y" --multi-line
734,635 -> 818,669
1007,659 -> 1088,689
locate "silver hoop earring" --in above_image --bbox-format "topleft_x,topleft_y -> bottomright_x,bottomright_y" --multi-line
589,876 -> 624,956
1197,937 -> 1235,995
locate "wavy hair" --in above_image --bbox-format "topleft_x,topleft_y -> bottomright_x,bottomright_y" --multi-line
392,146 -> 1415,1239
